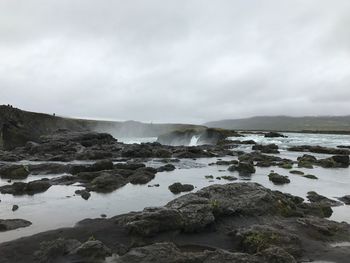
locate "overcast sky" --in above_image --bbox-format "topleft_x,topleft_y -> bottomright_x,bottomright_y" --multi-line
0,0 -> 349,124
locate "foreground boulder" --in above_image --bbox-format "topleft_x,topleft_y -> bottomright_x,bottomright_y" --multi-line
116,183 -> 327,237
0,183 -> 348,263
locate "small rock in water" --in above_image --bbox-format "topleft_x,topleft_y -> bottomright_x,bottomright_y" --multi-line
268,172 -> 290,185
205,175 -> 214,179
303,174 -> 318,180
12,205 -> 19,211
221,175 -> 238,181
100,214 -> 107,218
289,170 -> 304,175
168,182 -> 194,194
75,190 -> 91,200
337,195 -> 350,205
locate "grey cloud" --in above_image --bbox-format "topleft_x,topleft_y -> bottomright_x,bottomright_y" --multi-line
0,0 -> 349,123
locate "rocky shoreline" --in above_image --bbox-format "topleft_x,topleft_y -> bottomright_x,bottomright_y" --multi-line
0,129 -> 349,262
0,182 -> 349,262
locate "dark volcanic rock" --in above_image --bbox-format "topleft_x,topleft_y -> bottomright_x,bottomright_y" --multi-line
34,238 -> 82,263
73,240 -> 112,260
0,183 -> 349,263
228,162 -> 256,175
289,145 -> 350,155
338,195 -> 350,205
129,169 -> 156,185
264,132 -> 286,138
75,190 -> 91,200
0,179 -> 51,195
168,182 -> 194,194
28,163 -> 69,175
0,164 -> 30,179
307,191 -> 342,207
0,219 -> 32,232
236,225 -> 302,257
268,172 -> 290,185
252,144 -> 279,154
88,173 -> 127,192
157,164 -> 176,172
114,242 -> 260,263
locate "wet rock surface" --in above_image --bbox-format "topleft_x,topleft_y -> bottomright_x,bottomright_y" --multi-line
1,183 -> 349,263
168,182 -> 194,194
268,172 -> 291,185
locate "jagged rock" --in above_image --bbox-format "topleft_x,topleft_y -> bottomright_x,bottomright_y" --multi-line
258,246 -> 297,263
236,225 -> 302,257
34,238 -> 82,263
296,216 -> 350,238
73,240 -> 112,261
12,205 -> 19,211
112,242 -> 260,263
307,191 -> 342,207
